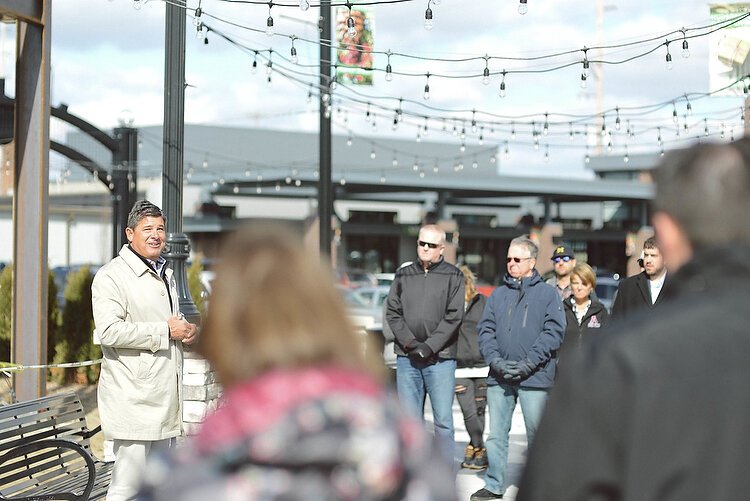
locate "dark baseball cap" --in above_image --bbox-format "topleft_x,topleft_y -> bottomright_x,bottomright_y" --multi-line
551,245 -> 574,259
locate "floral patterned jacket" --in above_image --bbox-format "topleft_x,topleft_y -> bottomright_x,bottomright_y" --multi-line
138,366 -> 457,501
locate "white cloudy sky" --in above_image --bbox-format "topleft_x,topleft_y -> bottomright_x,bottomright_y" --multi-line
6,0 -> 748,179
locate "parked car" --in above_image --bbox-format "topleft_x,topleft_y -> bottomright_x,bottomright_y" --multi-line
337,285 -> 390,361
373,273 -> 395,287
335,269 -> 378,289
595,276 -> 620,313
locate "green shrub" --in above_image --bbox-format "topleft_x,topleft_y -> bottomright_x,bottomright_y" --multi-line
0,266 -> 11,363
55,266 -> 100,384
0,266 -> 59,366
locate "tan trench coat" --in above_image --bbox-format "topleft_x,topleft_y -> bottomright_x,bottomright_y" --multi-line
92,245 -> 183,441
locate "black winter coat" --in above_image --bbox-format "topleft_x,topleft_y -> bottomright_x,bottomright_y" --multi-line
385,258 -> 465,359
456,293 -> 487,368
517,245 -> 750,501
610,271 -> 672,323
560,297 -> 609,357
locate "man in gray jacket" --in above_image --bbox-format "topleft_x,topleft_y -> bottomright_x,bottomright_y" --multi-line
386,224 -> 464,462
92,200 -> 197,501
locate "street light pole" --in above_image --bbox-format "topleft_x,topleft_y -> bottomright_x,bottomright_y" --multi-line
319,0 -> 333,260
162,0 -> 199,323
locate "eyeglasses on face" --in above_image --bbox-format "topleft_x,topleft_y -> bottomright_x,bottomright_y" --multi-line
507,257 -> 532,263
418,240 -> 440,249
552,256 -> 572,263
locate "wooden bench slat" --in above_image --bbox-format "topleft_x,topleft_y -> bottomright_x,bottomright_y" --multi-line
0,393 -> 110,500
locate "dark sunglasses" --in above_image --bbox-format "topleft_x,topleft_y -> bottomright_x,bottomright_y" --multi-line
552,256 -> 572,263
507,257 -> 532,263
418,240 -> 440,249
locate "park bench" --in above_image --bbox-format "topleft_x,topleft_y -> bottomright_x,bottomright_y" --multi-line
0,392 -> 112,500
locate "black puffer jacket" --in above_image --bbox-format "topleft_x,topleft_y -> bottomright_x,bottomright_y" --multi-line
456,293 -> 487,368
560,297 -> 609,357
386,258 -> 464,359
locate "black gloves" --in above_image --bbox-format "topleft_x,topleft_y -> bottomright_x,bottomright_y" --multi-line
491,357 -> 535,382
406,340 -> 435,361
490,358 -> 517,376
502,359 -> 535,382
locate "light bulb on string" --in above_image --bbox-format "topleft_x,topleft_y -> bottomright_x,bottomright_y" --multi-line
290,37 -> 298,64
580,50 -> 589,88
267,74 -> 272,87
274,182 -> 281,192
544,145 -> 549,163
704,118 -> 709,136
657,127 -> 663,146
607,140 -> 613,153
424,4 -> 434,30
392,116 -> 399,130
721,123 -> 726,139
232,184 -> 241,195
346,14 -> 357,38
499,70 -> 507,98
623,145 -> 629,163
490,154 -> 497,164
306,85 -> 312,104
460,142 -> 466,152
585,146 -> 590,164
681,30 -> 690,58
665,41 -> 673,70
329,74 -> 338,92
413,159 -> 419,171
482,57 -> 490,85
423,117 -> 429,137
423,73 -> 431,100
266,56 -> 273,76
504,141 -> 510,160
615,107 -> 621,130
433,163 -> 439,173
133,0 -> 142,10
472,159 -> 478,169
672,103 -> 678,124
543,113 -> 549,136
392,157 -> 398,167
251,51 -> 258,73
569,123 -> 574,141
380,172 -> 386,183
518,0 -> 528,15
472,112 -> 478,133
370,149 -> 376,159
193,6 -> 202,26
460,126 -> 466,140
346,136 -> 352,146
204,30 -> 209,45
266,13 -> 275,37
385,50 -> 393,82
511,123 -> 516,139
295,179 -> 302,186
196,22 -> 204,40
365,103 -> 371,122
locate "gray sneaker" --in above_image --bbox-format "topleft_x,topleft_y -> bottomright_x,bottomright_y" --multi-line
470,487 -> 503,500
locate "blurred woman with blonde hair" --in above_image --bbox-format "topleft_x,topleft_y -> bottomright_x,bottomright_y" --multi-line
138,224 -> 456,501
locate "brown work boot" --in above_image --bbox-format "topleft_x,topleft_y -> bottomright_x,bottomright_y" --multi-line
461,444 -> 476,468
469,447 -> 488,470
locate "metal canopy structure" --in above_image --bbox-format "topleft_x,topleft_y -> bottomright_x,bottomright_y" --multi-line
1,0 -> 51,400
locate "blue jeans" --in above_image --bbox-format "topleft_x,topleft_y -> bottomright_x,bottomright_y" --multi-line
483,384 -> 549,495
396,356 -> 456,461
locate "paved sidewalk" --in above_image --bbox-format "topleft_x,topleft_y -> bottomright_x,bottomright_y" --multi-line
426,396 -> 529,500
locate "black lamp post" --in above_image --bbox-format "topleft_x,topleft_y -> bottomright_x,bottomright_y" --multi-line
162,0 -> 199,324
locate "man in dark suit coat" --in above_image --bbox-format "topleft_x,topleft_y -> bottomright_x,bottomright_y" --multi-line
610,236 -> 670,322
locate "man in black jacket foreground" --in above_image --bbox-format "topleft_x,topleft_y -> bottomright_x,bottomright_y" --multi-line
386,224 -> 464,463
517,138 -> 750,501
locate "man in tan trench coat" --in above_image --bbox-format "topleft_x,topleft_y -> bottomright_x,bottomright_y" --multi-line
92,200 -> 197,501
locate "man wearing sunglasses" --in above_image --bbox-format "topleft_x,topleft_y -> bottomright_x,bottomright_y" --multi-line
471,236 -> 565,501
385,224 -> 465,464
545,245 -> 577,300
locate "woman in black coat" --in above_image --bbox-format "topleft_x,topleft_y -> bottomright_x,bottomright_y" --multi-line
455,266 -> 488,470
561,263 -> 609,361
